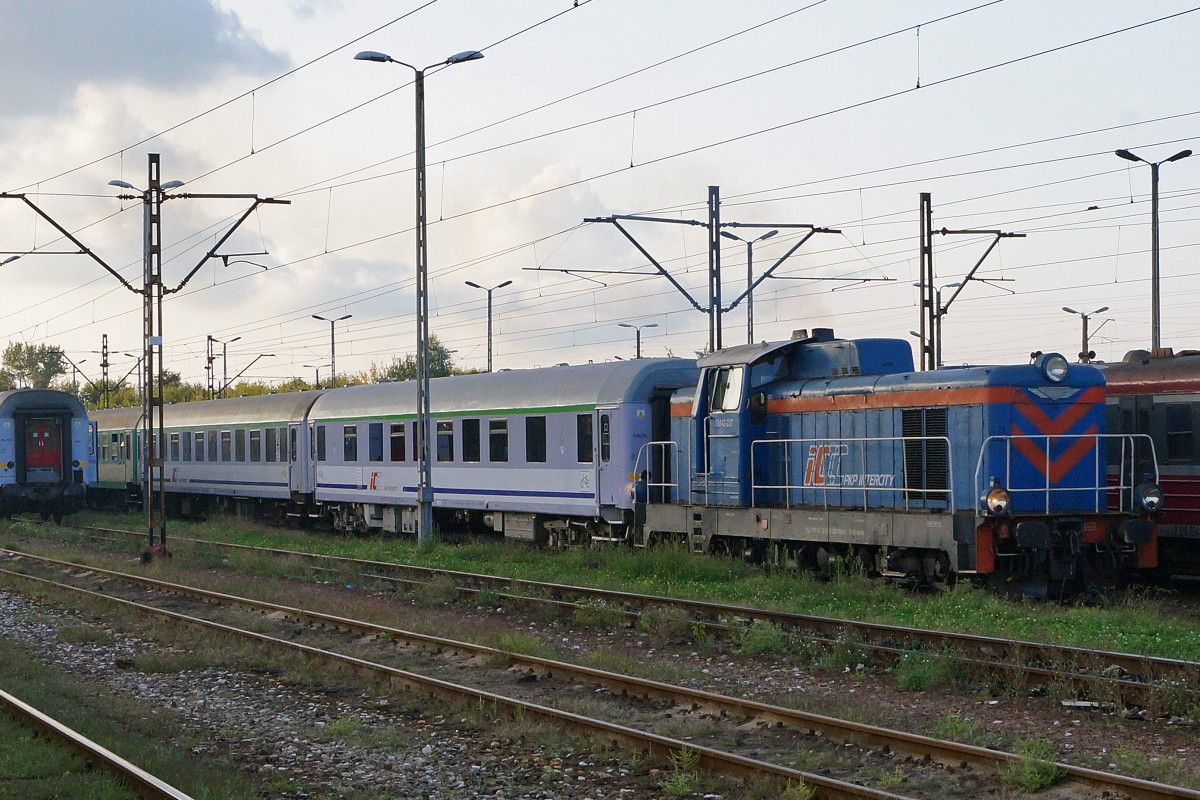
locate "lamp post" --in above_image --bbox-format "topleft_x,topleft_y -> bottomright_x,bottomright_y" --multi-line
1062,305 -> 1109,363
464,279 -> 511,372
618,322 -> 658,359
355,46 -> 484,547
1115,147 -> 1192,352
313,313 -> 352,387
719,229 -> 777,343
303,364 -> 330,390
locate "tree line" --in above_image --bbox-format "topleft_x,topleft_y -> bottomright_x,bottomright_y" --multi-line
0,337 -> 466,410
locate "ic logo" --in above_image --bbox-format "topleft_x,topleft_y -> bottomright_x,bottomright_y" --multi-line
369,471 -> 380,491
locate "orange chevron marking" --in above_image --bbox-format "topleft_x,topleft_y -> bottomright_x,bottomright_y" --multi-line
1011,424 -> 1099,482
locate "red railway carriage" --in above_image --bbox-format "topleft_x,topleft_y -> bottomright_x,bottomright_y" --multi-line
1103,349 -> 1200,578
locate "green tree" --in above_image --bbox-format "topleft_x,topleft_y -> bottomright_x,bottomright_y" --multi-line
362,335 -> 457,382
2,342 -> 65,389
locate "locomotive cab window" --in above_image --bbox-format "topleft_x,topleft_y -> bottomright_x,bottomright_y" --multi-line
709,366 -> 745,412
1165,403 -> 1195,463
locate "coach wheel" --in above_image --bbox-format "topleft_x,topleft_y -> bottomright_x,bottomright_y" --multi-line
39,510 -> 49,522
52,509 -> 64,525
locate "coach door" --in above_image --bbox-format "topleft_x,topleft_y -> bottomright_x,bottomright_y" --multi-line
288,423 -> 304,493
594,408 -> 618,507
24,416 -> 64,484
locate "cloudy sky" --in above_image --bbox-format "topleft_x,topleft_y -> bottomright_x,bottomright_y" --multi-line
1,0 -> 1197,386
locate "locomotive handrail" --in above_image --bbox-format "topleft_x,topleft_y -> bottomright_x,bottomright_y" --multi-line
973,433 -> 1158,514
633,440 -> 686,504
748,435 -> 956,513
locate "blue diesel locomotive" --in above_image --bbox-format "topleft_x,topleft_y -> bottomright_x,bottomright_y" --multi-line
639,329 -> 1162,596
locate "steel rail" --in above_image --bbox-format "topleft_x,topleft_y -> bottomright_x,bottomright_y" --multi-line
6,549 -> 1200,800
40,523 -> 1200,695
0,687 -> 194,800
0,565 -> 909,800
143,528 -> 1200,686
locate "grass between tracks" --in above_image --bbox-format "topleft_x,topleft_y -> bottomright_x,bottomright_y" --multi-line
13,511 -> 1200,665
0,629 -> 257,800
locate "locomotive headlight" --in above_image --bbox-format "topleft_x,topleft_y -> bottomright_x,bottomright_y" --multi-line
1135,482 -> 1164,513
1041,353 -> 1070,383
984,486 -> 1011,515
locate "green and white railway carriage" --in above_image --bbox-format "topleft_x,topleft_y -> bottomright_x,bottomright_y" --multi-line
308,359 -> 698,544
91,392 -> 323,519
90,406 -> 142,508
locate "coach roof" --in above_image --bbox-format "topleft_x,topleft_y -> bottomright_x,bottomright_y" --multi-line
310,358 -> 698,420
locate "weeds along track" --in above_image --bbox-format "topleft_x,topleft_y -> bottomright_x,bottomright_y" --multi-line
56,521 -> 1200,711
0,685 -> 193,800
3,547 -> 1200,800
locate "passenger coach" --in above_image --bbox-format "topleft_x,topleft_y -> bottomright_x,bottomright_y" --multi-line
309,359 -> 698,544
0,389 -> 95,521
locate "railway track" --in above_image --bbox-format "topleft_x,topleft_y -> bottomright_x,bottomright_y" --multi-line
0,686 -> 193,800
3,546 -> 1199,800
47,521 -> 1200,709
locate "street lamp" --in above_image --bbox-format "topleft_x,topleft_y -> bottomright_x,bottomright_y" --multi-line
1062,305 -> 1109,363
1114,147 -> 1193,351
355,46 -> 484,548
618,322 -> 658,358
464,279 -> 512,372
303,364 -> 330,389
312,313 -> 352,387
720,229 -> 777,343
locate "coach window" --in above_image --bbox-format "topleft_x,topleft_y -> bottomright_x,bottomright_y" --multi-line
709,366 -> 744,412
437,420 -> 454,462
208,431 -> 219,462
344,424 -> 358,462
1166,403 -> 1194,463
526,416 -> 547,463
123,433 -> 131,460
265,428 -> 277,463
195,433 -> 205,462
368,422 -> 383,462
182,431 -> 192,462
600,414 -> 611,462
576,414 -> 593,463
316,425 -> 327,462
169,433 -> 180,462
290,427 -> 298,463
236,430 -> 247,462
489,419 -> 508,462
389,422 -> 406,462
463,419 -> 481,463
221,431 -> 233,462
249,429 -> 262,462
